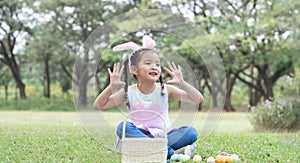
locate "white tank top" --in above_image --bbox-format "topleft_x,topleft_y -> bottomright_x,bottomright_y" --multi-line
127,83 -> 171,137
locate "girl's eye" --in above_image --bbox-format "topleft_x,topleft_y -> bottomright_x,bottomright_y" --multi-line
145,62 -> 151,65
156,64 -> 160,67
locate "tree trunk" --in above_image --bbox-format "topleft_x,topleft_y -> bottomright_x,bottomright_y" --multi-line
264,79 -> 274,100
79,82 -> 87,106
62,58 -> 92,107
44,55 -> 51,98
259,66 -> 274,101
224,76 -> 236,112
197,80 -> 206,111
249,64 -> 256,107
11,65 -> 26,99
5,85 -> 8,100
209,76 -> 221,108
249,87 -> 255,106
249,87 -> 262,106
74,55 -> 90,106
212,88 -> 218,107
95,73 -> 101,95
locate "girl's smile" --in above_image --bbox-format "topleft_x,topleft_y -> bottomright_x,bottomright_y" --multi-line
149,71 -> 158,76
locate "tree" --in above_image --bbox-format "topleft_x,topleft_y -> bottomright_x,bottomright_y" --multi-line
25,23 -> 63,98
166,0 -> 300,110
33,0 -> 135,106
0,0 -> 32,99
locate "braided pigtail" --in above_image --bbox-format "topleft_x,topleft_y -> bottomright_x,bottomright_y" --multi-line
159,73 -> 165,96
123,59 -> 130,110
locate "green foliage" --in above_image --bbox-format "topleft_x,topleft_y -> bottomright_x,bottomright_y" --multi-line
0,84 -> 74,111
250,74 -> 300,132
231,82 -> 249,107
57,72 -> 71,93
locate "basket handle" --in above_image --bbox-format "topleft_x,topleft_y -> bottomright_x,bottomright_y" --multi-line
122,110 -> 167,139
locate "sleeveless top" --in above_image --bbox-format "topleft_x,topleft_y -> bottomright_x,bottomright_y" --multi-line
127,83 -> 171,137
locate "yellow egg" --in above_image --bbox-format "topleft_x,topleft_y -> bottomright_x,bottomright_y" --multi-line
215,155 -> 226,163
192,155 -> 202,163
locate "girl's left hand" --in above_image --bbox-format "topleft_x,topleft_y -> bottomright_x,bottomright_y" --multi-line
163,62 -> 184,85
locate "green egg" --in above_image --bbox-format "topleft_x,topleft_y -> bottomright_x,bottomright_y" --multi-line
179,154 -> 190,162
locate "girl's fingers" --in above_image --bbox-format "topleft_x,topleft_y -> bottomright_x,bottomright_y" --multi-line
112,62 -> 122,73
110,63 -> 125,76
119,64 -> 124,73
118,62 -> 121,71
108,68 -> 112,75
167,62 -> 174,71
116,63 -> 120,72
167,62 -> 179,71
113,63 -> 116,73
171,62 -> 177,70
163,67 -> 172,75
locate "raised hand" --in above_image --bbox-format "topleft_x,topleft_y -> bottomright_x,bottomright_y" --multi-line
108,63 -> 125,88
163,62 -> 184,85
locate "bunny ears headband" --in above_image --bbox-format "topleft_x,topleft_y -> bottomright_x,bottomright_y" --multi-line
112,35 -> 156,52
112,35 -> 156,73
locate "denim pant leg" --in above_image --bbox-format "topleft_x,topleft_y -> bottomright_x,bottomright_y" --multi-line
166,126 -> 198,158
116,121 -> 151,138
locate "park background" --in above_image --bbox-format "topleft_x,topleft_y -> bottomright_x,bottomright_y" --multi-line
1,0 -> 299,162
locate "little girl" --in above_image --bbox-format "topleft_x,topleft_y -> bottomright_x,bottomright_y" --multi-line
93,35 -> 204,159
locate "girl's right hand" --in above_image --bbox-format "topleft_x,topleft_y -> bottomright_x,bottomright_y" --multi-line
108,63 -> 125,88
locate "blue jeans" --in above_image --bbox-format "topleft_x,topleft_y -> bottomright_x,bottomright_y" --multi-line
116,121 -> 198,159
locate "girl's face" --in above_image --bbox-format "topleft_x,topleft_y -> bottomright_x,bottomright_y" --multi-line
132,52 -> 161,83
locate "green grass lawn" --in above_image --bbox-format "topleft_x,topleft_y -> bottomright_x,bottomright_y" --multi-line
0,111 -> 299,162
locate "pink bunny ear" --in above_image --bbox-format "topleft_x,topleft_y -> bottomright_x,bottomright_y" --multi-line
142,35 -> 156,49
113,42 -> 140,51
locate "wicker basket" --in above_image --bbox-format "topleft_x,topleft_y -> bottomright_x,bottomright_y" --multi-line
121,110 -> 168,163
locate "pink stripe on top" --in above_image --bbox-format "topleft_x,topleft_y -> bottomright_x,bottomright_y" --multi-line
127,84 -> 171,137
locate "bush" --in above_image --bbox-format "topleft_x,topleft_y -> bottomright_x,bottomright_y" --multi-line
0,97 -> 75,111
0,84 -> 76,111
250,74 -> 300,132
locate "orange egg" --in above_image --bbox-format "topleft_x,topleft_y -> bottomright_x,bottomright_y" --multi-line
225,156 -> 233,163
